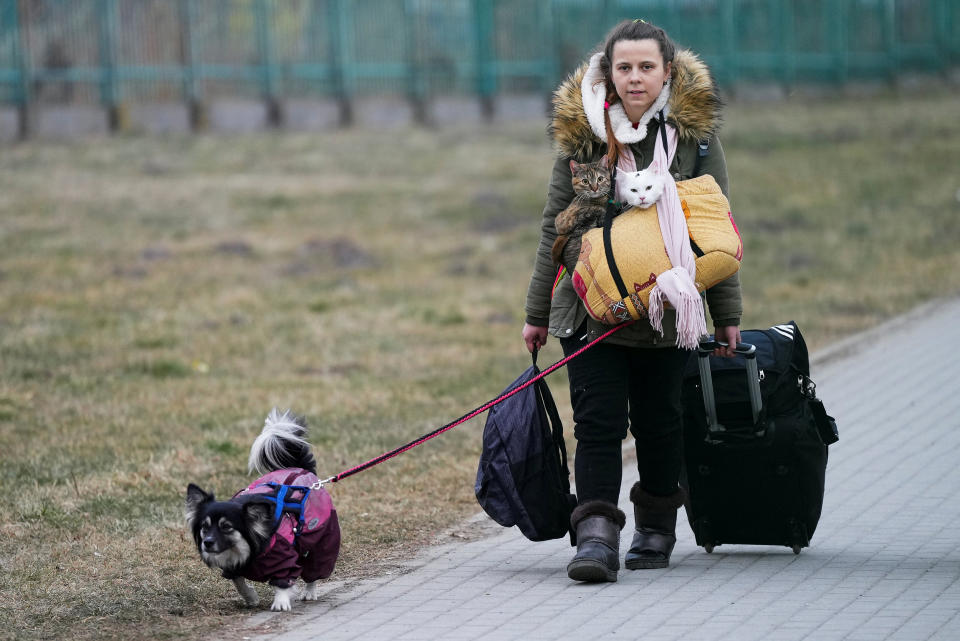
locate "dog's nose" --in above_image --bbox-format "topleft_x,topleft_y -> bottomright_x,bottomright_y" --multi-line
203,539 -> 216,551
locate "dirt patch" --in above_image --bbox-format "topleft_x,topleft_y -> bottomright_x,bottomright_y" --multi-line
471,190 -> 524,233
300,236 -> 376,270
215,240 -> 254,256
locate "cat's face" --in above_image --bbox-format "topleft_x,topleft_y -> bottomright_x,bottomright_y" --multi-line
622,166 -> 664,209
569,159 -> 611,198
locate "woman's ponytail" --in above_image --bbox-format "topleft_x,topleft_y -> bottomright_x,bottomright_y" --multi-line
604,94 -> 624,168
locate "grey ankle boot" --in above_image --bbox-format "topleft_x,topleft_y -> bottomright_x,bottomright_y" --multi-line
624,484 -> 685,570
567,500 -> 626,583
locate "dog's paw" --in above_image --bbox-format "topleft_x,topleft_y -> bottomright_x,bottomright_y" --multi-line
242,589 -> 260,607
232,577 -> 260,607
270,587 -> 294,612
299,582 -> 318,601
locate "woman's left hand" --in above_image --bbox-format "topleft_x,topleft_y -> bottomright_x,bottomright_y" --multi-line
713,325 -> 742,358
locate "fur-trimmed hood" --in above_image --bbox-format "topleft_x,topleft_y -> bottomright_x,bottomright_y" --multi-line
549,49 -> 722,161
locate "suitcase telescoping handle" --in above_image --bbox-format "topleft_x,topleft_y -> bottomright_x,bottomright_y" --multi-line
697,341 -> 763,428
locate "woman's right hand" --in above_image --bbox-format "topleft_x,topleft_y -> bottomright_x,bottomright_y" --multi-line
522,323 -> 549,353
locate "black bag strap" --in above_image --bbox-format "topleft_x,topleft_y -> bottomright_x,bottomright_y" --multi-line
694,138 -> 709,176
532,350 -> 575,543
602,159 -> 631,300
535,374 -> 569,483
530,349 -> 569,485
658,110 -> 669,157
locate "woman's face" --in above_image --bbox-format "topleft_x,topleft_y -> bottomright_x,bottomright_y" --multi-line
610,38 -> 671,121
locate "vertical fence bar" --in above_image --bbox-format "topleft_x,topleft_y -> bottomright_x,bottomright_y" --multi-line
328,0 -> 353,125
179,0 -> 205,130
949,0 -> 959,64
540,0 -> 556,109
9,0 -> 33,139
306,0 -> 325,95
255,0 -> 282,126
721,0 -> 738,87
473,0 -> 495,120
664,0 -> 676,40
779,0 -> 795,90
601,0 -> 613,30
934,0 -> 951,71
883,0 -> 898,84
405,0 -> 428,124
950,0 -> 959,64
98,0 -> 125,131
833,0 -> 849,84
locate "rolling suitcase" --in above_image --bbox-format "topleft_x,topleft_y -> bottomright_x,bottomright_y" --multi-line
681,322 -> 838,554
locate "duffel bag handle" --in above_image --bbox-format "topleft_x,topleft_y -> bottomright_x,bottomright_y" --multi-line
697,340 -> 756,356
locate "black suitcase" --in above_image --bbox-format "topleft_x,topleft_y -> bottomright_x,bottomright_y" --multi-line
681,322 -> 838,554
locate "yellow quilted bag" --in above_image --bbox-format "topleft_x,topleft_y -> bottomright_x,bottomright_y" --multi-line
571,174 -> 742,325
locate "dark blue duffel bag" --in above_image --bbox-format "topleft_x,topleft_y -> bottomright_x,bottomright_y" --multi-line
475,352 -> 576,543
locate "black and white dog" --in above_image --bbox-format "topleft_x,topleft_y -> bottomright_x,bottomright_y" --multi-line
185,409 -> 340,611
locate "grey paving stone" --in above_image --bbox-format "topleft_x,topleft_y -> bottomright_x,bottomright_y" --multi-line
244,297 -> 960,641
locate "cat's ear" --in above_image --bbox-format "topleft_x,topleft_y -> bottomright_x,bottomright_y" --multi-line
598,155 -> 610,169
569,159 -> 579,172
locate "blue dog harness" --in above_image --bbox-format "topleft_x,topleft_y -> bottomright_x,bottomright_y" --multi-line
255,481 -> 312,538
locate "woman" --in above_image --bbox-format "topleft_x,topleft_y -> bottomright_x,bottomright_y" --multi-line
522,20 -> 743,583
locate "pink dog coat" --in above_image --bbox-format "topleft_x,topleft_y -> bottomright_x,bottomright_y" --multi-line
233,468 -> 340,588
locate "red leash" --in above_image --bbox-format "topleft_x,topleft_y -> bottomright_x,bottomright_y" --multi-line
313,321 -> 633,488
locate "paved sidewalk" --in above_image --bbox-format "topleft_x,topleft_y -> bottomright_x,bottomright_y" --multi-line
243,298 -> 960,641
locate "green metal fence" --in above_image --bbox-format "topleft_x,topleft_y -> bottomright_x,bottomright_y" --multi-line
1,0 -> 957,135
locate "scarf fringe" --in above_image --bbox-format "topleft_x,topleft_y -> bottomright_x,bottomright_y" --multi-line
647,268 -> 708,350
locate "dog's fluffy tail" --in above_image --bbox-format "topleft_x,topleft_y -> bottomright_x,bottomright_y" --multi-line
248,408 -> 317,476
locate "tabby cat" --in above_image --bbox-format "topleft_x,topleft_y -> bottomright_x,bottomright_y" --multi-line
550,158 -> 611,270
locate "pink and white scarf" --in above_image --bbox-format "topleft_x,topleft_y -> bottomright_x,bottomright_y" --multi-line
610,121 -> 706,349
641,122 -> 707,350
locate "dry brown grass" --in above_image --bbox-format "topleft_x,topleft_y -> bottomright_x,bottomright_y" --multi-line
1,90 -> 958,639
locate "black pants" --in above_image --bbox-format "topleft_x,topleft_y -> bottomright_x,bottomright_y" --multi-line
560,330 -> 688,505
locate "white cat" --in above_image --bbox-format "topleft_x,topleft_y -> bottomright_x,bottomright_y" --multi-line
621,166 -> 665,209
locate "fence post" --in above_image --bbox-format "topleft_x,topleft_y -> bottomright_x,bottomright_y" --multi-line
255,0 -> 282,127
779,0 -> 795,90
541,0 -> 556,112
328,0 -> 353,126
98,0 -> 126,132
473,0 -> 495,120
949,0 -> 959,65
720,0 -> 738,88
8,0 -> 33,139
883,0 -> 898,84
405,0 -> 428,125
179,0 -> 206,131
833,0 -> 849,84
306,0 -> 325,96
601,0 -> 613,29
933,0 -> 951,72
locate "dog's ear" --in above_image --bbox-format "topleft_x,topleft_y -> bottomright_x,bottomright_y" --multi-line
185,483 -> 214,531
243,501 -> 275,546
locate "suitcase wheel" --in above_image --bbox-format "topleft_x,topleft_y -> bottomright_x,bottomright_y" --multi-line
791,545 -> 801,555
704,544 -> 715,554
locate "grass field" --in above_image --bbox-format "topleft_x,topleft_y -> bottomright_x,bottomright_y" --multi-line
1,90 -> 958,640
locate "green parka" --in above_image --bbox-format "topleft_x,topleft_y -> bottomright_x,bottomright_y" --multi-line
524,49 -> 742,347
